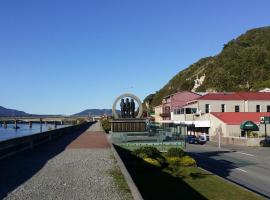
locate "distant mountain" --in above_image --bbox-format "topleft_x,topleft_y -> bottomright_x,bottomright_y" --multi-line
145,26 -> 270,109
0,106 -> 30,117
73,109 -> 116,116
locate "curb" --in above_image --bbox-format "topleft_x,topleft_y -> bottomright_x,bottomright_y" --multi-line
107,134 -> 144,200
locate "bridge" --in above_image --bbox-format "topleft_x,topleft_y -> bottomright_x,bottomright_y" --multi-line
0,116 -> 98,129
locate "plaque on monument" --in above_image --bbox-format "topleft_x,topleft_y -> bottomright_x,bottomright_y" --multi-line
111,93 -> 146,133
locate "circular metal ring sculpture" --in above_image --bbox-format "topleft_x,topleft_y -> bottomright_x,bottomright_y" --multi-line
112,93 -> 143,119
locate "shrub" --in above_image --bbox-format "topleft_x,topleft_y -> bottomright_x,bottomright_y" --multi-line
167,157 -> 182,166
136,153 -> 148,159
180,156 -> 197,167
166,157 -> 182,172
101,119 -> 111,133
133,146 -> 166,165
133,147 -> 161,159
143,158 -> 161,167
166,148 -> 185,158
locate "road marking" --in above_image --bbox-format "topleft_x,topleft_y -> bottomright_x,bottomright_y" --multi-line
236,152 -> 255,157
235,168 -> 248,173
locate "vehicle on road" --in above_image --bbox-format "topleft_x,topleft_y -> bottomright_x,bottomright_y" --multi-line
187,135 -> 207,145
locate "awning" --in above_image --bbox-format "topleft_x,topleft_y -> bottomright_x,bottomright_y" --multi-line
240,121 -> 259,131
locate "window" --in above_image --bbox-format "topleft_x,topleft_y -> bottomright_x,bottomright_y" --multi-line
174,109 -> 177,115
205,104 -> 210,113
267,105 -> 270,112
235,105 -> 240,112
181,108 -> 185,114
221,104 -> 226,112
256,105 -> 261,112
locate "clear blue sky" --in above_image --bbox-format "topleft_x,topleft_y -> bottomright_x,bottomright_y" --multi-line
0,0 -> 269,115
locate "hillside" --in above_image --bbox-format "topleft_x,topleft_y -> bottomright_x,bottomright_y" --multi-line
73,109 -> 114,116
146,26 -> 270,108
0,106 -> 30,117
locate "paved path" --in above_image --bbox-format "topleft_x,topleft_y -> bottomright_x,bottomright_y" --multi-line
1,122 -> 132,200
186,143 -> 270,199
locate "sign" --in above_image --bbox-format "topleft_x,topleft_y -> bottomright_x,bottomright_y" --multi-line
260,116 -> 270,124
240,121 -> 259,131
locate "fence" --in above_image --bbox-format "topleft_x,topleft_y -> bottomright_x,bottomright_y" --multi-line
0,122 -> 94,160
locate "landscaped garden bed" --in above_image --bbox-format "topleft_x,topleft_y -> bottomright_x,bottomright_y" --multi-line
114,145 -> 262,200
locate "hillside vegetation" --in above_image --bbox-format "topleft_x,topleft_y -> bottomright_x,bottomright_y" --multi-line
147,26 -> 270,108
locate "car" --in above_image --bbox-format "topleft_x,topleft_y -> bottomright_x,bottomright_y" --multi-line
187,135 -> 207,145
187,135 -> 200,144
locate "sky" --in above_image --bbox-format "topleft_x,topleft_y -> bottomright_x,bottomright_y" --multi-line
0,0 -> 270,115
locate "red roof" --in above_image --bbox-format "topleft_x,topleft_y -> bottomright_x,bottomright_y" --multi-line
170,91 -> 201,108
211,112 -> 270,125
198,92 -> 270,101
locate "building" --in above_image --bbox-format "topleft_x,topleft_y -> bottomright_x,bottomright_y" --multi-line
156,91 -> 270,145
209,112 -> 270,146
157,91 -> 201,121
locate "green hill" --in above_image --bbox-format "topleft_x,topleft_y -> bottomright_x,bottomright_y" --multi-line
146,26 -> 270,109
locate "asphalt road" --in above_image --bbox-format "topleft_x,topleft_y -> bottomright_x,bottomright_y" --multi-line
186,142 -> 270,199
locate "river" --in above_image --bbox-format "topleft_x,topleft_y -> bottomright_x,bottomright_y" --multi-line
0,123 -> 70,142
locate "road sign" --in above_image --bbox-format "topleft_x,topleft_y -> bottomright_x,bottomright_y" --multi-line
260,116 -> 270,124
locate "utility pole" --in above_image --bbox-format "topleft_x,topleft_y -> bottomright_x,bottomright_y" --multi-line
218,131 -> 221,149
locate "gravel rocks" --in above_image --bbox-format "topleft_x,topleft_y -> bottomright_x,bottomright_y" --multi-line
5,149 -> 131,200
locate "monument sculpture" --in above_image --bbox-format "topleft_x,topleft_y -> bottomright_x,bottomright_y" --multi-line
111,93 -> 146,133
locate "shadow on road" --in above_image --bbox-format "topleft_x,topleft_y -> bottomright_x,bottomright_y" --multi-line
0,124 -> 91,199
186,148 -> 270,199
114,145 -> 208,200
187,150 -> 254,178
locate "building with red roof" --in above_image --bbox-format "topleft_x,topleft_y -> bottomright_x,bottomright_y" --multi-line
155,91 -> 201,121
154,91 -> 270,146
208,112 -> 270,146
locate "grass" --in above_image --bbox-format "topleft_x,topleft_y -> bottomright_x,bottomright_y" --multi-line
172,167 -> 262,200
108,157 -> 133,200
115,145 -> 263,200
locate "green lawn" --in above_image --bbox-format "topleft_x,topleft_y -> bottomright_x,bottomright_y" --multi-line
174,167 -> 262,200
114,145 -> 262,200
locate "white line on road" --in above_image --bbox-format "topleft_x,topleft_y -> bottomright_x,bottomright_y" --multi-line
236,152 -> 255,157
235,168 -> 248,173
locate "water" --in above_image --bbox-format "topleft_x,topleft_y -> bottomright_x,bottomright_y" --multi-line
0,123 -> 70,142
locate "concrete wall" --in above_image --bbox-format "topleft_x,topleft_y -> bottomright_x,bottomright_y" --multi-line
208,114 -> 227,137
0,122 -> 93,160
210,136 -> 264,147
247,100 -> 270,112
198,100 -> 245,113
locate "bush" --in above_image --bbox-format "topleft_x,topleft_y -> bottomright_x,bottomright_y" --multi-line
167,157 -> 182,165
180,156 -> 197,167
166,157 -> 182,172
133,146 -> 166,165
101,119 -> 111,133
247,131 -> 258,138
166,148 -> 185,158
143,158 -> 161,167
133,147 -> 161,159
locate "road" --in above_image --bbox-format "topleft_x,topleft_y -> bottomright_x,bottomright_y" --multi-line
186,142 -> 270,199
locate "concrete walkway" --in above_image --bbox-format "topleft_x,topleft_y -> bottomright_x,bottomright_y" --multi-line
1,122 -> 132,200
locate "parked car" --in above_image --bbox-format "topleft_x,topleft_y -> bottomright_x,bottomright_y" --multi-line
187,135 -> 207,145
260,137 -> 270,147
187,135 -> 199,144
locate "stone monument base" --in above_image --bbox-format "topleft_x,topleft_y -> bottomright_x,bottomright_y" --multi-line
111,119 -> 147,133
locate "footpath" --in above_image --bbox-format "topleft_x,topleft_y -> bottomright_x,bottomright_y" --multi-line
2,122 -> 132,200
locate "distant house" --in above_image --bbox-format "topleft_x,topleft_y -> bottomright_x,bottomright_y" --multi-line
155,91 -> 270,146
154,91 -> 201,122
209,112 -> 270,146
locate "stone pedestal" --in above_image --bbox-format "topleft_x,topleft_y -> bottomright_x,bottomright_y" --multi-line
111,119 -> 146,133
